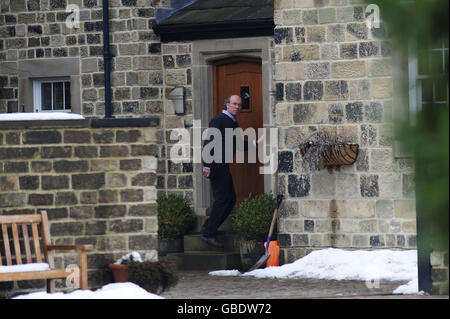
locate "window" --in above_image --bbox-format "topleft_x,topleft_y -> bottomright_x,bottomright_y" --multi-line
408,40 -> 449,123
33,78 -> 71,112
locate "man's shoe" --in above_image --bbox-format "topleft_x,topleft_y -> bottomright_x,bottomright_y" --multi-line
201,235 -> 224,248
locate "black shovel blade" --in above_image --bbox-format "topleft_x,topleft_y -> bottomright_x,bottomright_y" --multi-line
246,253 -> 271,272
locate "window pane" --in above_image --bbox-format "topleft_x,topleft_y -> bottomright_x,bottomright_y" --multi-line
41,83 -> 52,110
430,50 -> 443,74
418,50 -> 430,75
435,76 -> 448,102
421,78 -> 433,103
53,82 -> 64,110
64,82 -> 71,110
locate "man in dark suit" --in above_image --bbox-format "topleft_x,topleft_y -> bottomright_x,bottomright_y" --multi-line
201,94 -> 260,248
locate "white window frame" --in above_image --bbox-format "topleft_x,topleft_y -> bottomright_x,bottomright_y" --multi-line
408,41 -> 449,125
33,77 -> 72,113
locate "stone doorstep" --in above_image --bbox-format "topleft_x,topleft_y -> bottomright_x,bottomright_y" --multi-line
183,233 -> 240,253
164,251 -> 242,271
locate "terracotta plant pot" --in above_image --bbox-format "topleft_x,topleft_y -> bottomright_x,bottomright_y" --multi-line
109,263 -> 129,282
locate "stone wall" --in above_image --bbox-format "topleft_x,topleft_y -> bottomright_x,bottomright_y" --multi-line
273,0 -> 416,262
431,250 -> 449,294
0,118 -> 159,294
0,0 -> 195,197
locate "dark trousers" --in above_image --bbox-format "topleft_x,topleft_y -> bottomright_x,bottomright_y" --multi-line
201,164 -> 236,238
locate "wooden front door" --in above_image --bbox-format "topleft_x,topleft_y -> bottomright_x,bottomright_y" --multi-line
212,57 -> 264,205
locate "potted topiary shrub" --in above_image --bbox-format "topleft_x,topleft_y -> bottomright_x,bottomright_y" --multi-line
232,193 -> 277,271
157,194 -> 196,255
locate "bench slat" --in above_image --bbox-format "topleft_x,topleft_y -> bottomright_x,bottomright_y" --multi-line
11,224 -> 22,265
1,224 -> 12,265
0,215 -> 42,224
22,224 -> 32,263
31,223 -> 42,263
0,269 -> 69,282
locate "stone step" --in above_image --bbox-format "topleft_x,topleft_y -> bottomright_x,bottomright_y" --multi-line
183,233 -> 240,253
193,213 -> 235,233
165,251 -> 242,271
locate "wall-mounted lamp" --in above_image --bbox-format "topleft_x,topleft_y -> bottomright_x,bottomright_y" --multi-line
168,86 -> 185,115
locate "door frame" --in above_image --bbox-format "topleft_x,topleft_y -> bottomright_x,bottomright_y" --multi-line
192,36 -> 274,216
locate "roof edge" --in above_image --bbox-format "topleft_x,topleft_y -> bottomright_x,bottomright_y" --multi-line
153,18 -> 275,42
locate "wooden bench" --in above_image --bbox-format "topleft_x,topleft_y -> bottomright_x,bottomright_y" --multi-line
0,211 -> 93,293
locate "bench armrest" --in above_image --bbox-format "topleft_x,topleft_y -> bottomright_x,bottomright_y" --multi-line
46,244 -> 94,252
45,244 -> 93,290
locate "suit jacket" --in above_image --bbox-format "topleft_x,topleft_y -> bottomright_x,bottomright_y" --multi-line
202,113 -> 253,169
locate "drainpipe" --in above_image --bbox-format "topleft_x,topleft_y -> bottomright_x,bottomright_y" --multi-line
102,0 -> 112,118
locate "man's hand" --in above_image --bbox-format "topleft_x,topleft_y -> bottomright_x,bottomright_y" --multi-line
202,167 -> 211,178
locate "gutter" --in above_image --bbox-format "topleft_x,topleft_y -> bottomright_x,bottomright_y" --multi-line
102,0 -> 112,118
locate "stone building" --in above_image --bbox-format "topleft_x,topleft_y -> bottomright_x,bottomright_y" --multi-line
0,0 -> 447,294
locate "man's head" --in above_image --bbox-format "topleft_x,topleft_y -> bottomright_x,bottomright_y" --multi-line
224,95 -> 242,117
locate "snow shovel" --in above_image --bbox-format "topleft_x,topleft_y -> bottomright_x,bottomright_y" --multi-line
246,194 -> 284,272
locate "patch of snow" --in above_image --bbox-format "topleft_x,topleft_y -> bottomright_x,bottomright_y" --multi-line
393,279 -> 423,295
0,112 -> 85,121
242,248 -> 417,282
0,263 -> 50,273
114,251 -> 143,264
12,282 -> 164,299
209,248 -> 420,294
209,270 -> 241,277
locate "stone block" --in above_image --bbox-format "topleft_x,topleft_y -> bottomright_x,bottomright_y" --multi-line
303,81 -> 324,101
349,79 -> 370,100
306,62 -> 330,79
335,173 -> 358,198
23,131 -> 61,144
133,56 -> 162,70
299,200 -> 329,218
50,222 -> 83,237
109,219 -> 143,233
394,200 -> 416,219
282,44 -> 320,61
368,58 -> 392,77
72,173 -> 105,189
19,176 -> 39,190
0,147 -> 39,160
285,82 -> 302,101
371,77 -> 392,98
129,235 -> 158,250
375,200 -> 394,218
94,205 -> 126,218
132,173 -> 157,186
360,124 -> 377,147
347,200 -> 375,218
100,145 -> 129,157
306,26 -> 326,42
331,61 -> 366,78
0,193 -> 26,207
42,175 -> 69,190
346,22 -> 368,40
312,172 -> 336,197
54,160 -> 89,173
324,80 -> 348,100
288,174 -> 311,197
321,43 -> 339,60
359,41 -> 379,57
120,189 -> 144,202
360,174 -> 379,197
55,192 -> 78,206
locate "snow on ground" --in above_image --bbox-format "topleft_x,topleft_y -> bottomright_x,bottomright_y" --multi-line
209,248 -> 421,294
13,282 -> 164,299
0,112 -> 85,121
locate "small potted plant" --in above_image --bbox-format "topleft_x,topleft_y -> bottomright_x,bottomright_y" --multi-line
232,193 -> 277,271
157,194 -> 196,255
109,252 -> 178,294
